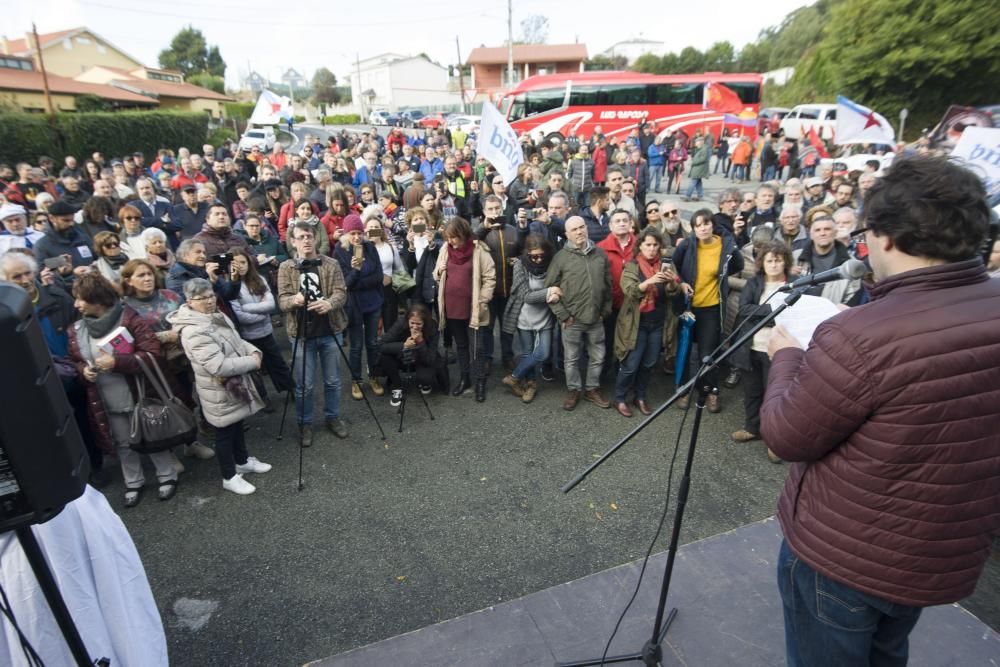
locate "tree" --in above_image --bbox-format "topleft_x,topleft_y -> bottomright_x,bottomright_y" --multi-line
737,40 -> 773,73
187,73 -> 225,94
632,53 -> 665,74
312,67 -> 340,106
158,27 -> 227,80
585,54 -> 627,71
703,41 -> 736,73
519,15 -> 549,44
676,46 -> 705,73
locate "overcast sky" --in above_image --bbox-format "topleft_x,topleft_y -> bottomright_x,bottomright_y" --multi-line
8,0 -> 815,90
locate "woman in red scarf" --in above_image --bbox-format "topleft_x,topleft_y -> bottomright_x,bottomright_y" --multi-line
612,227 -> 678,417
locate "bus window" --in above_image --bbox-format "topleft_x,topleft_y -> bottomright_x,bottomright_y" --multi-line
599,85 -> 647,105
525,88 -> 566,116
568,85 -> 601,106
653,84 -> 704,105
723,82 -> 762,104
509,95 -> 526,122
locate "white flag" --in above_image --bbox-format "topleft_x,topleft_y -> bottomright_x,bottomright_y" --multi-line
249,89 -> 293,125
951,126 -> 1000,208
478,102 -> 524,185
835,95 -> 895,146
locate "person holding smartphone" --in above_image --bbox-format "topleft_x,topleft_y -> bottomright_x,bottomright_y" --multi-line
333,213 -> 385,401
613,228 -> 678,417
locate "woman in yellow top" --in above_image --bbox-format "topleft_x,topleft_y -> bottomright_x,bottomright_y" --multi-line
672,210 -> 744,412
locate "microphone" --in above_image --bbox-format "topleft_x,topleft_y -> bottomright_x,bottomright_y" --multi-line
779,259 -> 867,292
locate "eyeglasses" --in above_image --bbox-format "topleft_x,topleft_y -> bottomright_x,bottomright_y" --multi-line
664,209 -> 679,216
123,216 -> 141,221
104,242 -> 120,248
646,208 -> 659,214
189,295 -> 213,302
527,253 -> 546,262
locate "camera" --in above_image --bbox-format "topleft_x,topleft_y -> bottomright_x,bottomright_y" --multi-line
299,258 -> 322,269
211,253 -> 233,273
411,222 -> 426,234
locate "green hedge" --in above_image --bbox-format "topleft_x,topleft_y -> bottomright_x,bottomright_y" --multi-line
224,102 -> 255,121
322,114 -> 361,125
0,111 -> 209,164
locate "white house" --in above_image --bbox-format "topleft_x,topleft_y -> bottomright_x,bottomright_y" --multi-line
350,53 -> 461,112
763,67 -> 795,86
600,38 -> 665,64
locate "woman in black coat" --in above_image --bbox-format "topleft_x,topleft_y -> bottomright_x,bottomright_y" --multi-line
374,303 -> 449,405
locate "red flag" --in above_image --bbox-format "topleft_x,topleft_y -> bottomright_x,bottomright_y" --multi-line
807,127 -> 830,158
704,82 -> 743,114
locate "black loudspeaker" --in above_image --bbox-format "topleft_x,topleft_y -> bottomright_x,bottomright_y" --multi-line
0,283 -> 88,533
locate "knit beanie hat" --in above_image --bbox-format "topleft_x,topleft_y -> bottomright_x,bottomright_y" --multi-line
342,213 -> 364,234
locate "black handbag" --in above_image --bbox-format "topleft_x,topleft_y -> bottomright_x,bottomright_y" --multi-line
129,353 -> 198,453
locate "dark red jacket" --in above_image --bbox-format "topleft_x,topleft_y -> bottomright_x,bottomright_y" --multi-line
761,259 -> 1000,607
596,233 -> 636,310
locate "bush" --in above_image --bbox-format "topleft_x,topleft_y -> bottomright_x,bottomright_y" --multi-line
207,126 -> 238,147
322,114 -> 361,125
293,115 -> 306,124
0,111 -> 209,164
224,102 -> 255,120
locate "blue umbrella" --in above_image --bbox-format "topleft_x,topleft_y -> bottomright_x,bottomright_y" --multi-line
675,298 -> 696,386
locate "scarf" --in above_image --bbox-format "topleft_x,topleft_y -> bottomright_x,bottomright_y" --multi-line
82,301 -> 124,339
521,252 -> 549,277
148,249 -> 174,270
104,253 -> 128,270
449,239 -> 474,266
636,255 -> 661,314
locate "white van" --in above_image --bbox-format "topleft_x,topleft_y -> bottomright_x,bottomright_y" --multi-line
779,104 -> 838,140
238,126 -> 277,152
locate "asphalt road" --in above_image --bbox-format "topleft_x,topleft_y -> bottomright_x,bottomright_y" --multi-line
105,166 -> 998,666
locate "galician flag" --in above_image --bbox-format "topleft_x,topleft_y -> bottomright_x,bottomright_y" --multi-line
479,102 -> 524,185
835,95 -> 895,145
249,89 -> 293,125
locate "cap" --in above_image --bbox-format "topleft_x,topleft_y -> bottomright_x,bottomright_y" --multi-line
805,177 -> 824,188
263,178 -> 283,190
48,200 -> 78,216
0,203 -> 27,220
181,184 -> 197,193
342,214 -> 364,234
132,151 -> 144,158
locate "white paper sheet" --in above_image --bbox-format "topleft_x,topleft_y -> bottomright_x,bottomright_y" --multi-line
775,294 -> 841,348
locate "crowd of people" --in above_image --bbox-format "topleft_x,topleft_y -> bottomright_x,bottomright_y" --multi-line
1,118 -> 995,507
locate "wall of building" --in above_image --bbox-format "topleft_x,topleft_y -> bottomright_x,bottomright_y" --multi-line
35,33 -> 141,78
158,96 -> 224,118
0,89 -> 77,112
389,59 -> 461,110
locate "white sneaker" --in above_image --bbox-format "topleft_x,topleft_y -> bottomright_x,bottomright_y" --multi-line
235,456 -> 272,474
185,441 -> 215,459
222,474 -> 255,495
390,389 -> 403,407
419,385 -> 432,395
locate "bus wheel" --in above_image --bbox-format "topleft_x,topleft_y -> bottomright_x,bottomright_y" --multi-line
545,132 -> 565,145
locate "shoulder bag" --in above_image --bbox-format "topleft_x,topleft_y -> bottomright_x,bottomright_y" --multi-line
129,353 -> 198,453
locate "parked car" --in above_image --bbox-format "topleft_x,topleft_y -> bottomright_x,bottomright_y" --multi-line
757,107 -> 790,137
384,111 -> 403,127
445,114 -> 481,134
779,104 -> 838,140
835,152 -> 895,174
400,109 -> 426,128
418,112 -> 447,129
238,126 -> 276,152
368,109 -> 391,125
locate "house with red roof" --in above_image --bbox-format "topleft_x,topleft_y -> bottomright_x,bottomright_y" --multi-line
466,43 -> 587,102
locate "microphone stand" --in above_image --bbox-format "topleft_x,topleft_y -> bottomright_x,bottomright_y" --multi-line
557,286 -> 808,667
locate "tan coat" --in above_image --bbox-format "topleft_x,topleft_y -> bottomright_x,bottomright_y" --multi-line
277,256 -> 348,337
432,240 -> 496,329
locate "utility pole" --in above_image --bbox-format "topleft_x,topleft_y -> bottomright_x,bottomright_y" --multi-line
506,0 -> 514,89
32,23 -> 54,117
455,36 -> 466,113
355,52 -> 364,119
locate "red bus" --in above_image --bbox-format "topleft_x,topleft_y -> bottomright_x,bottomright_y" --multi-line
497,71 -> 763,142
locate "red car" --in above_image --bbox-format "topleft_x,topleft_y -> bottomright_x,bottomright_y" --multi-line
418,112 -> 446,129
758,107 -> 790,137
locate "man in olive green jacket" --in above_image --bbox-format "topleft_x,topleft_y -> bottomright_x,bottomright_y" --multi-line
545,215 -> 613,411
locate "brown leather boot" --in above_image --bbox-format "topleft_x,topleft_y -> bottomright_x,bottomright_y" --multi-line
583,389 -> 611,408
563,390 -> 581,411
707,393 -> 721,413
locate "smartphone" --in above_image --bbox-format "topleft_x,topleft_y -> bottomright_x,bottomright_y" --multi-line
661,258 -> 673,272
353,244 -> 363,261
366,229 -> 382,239
411,222 -> 426,234
43,256 -> 67,270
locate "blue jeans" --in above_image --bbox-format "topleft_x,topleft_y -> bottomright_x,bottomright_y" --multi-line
512,328 -> 552,381
614,319 -> 663,402
347,307 -> 380,380
290,334 -> 343,426
648,165 -> 664,192
777,540 -> 922,667
684,177 -> 704,199
763,164 -> 777,182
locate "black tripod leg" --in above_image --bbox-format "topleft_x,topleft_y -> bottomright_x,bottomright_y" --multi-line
331,331 -> 386,440
16,526 -> 94,667
277,331 -> 301,440
417,385 -> 434,420
398,393 -> 405,433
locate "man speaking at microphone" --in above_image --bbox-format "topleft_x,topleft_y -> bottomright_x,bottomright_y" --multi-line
761,156 -> 1000,667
